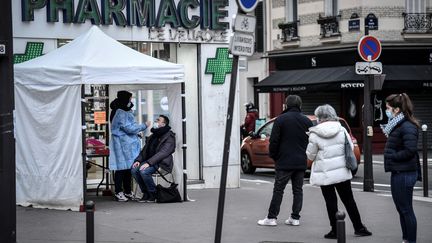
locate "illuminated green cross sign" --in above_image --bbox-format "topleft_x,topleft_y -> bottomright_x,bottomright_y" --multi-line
14,42 -> 44,64
205,48 -> 233,84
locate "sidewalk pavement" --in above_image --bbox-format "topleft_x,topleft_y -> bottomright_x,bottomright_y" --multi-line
17,179 -> 432,243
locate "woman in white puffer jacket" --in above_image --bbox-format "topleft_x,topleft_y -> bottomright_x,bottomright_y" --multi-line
306,104 -> 371,239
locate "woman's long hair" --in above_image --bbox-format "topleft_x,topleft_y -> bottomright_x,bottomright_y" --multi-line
385,93 -> 420,127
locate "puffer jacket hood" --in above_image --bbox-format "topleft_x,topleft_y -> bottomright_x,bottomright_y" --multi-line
309,121 -> 343,138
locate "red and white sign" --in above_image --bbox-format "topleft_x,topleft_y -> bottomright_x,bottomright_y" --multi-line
358,36 -> 381,62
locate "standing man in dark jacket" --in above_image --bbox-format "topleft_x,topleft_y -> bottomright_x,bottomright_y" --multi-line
131,115 -> 176,202
258,95 -> 313,226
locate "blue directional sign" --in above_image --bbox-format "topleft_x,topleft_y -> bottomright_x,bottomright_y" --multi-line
237,0 -> 259,13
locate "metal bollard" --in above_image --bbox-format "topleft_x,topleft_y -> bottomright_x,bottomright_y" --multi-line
336,211 -> 346,243
86,201 -> 95,243
422,125 -> 429,197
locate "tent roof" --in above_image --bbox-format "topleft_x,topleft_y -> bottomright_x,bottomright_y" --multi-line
14,26 -> 184,86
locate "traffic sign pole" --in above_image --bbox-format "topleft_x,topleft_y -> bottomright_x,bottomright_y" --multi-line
216,2 -> 258,241
363,75 -> 374,192
357,35 -> 383,192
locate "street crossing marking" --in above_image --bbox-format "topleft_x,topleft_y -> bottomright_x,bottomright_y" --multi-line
351,181 -> 422,189
240,178 -> 273,184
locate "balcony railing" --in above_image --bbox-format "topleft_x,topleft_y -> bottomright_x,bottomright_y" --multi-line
403,13 -> 432,33
278,21 -> 299,42
317,15 -> 341,38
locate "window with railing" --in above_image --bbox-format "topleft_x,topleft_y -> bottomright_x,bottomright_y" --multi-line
403,13 -> 432,33
278,21 -> 299,42
279,0 -> 299,42
317,14 -> 341,37
317,0 -> 340,38
403,0 -> 431,33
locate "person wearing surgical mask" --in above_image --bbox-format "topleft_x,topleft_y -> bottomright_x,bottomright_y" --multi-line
381,93 -> 421,243
109,90 -> 150,202
131,115 -> 176,202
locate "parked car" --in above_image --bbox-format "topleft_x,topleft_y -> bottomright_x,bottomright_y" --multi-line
240,115 -> 361,174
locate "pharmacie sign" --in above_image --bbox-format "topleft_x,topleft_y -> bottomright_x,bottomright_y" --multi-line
21,0 -> 231,43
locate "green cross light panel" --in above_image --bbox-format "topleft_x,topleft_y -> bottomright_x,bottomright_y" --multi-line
205,48 -> 233,84
14,42 -> 44,64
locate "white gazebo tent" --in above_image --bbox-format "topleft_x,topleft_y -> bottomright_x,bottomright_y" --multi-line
14,26 -> 185,211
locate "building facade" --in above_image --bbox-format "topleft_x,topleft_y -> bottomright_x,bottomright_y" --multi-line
247,0 -> 432,152
13,0 -> 242,189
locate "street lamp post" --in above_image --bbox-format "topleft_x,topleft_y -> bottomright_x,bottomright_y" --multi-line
0,0 -> 17,242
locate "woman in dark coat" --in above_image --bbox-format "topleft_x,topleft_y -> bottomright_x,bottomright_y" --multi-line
381,93 -> 421,243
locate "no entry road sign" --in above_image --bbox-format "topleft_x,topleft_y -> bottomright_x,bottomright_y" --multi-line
358,35 -> 381,62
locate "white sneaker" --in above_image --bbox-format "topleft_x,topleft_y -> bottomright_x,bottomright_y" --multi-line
284,217 -> 300,226
115,192 -> 128,202
257,217 -> 277,226
124,192 -> 134,199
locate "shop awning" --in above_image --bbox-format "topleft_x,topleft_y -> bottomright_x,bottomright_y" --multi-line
255,65 -> 432,92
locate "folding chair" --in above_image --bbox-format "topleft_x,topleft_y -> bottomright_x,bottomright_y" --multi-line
132,167 -> 174,199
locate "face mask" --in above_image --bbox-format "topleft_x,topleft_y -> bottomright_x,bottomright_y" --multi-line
153,123 -> 159,129
385,109 -> 393,119
127,102 -> 132,108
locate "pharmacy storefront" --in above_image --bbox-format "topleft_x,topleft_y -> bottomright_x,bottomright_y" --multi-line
13,0 -> 241,199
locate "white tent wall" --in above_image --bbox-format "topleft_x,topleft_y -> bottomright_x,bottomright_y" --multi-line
109,84 -> 183,198
14,27 -> 185,210
15,84 -> 83,211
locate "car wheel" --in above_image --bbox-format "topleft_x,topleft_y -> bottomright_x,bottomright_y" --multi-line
241,152 -> 256,174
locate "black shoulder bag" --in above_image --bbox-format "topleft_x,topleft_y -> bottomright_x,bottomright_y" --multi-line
155,170 -> 182,203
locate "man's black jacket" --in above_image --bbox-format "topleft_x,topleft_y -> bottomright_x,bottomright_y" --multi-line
269,107 -> 313,170
135,130 -> 175,172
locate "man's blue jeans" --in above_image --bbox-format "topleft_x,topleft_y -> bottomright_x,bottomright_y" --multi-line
391,171 -> 417,243
131,164 -> 158,195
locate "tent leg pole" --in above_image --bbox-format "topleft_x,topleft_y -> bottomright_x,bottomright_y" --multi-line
181,82 -> 188,201
81,85 -> 87,211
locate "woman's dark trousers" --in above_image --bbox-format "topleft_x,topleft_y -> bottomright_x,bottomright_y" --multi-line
114,169 -> 132,194
267,170 -> 305,220
320,180 -> 364,232
391,171 -> 417,243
